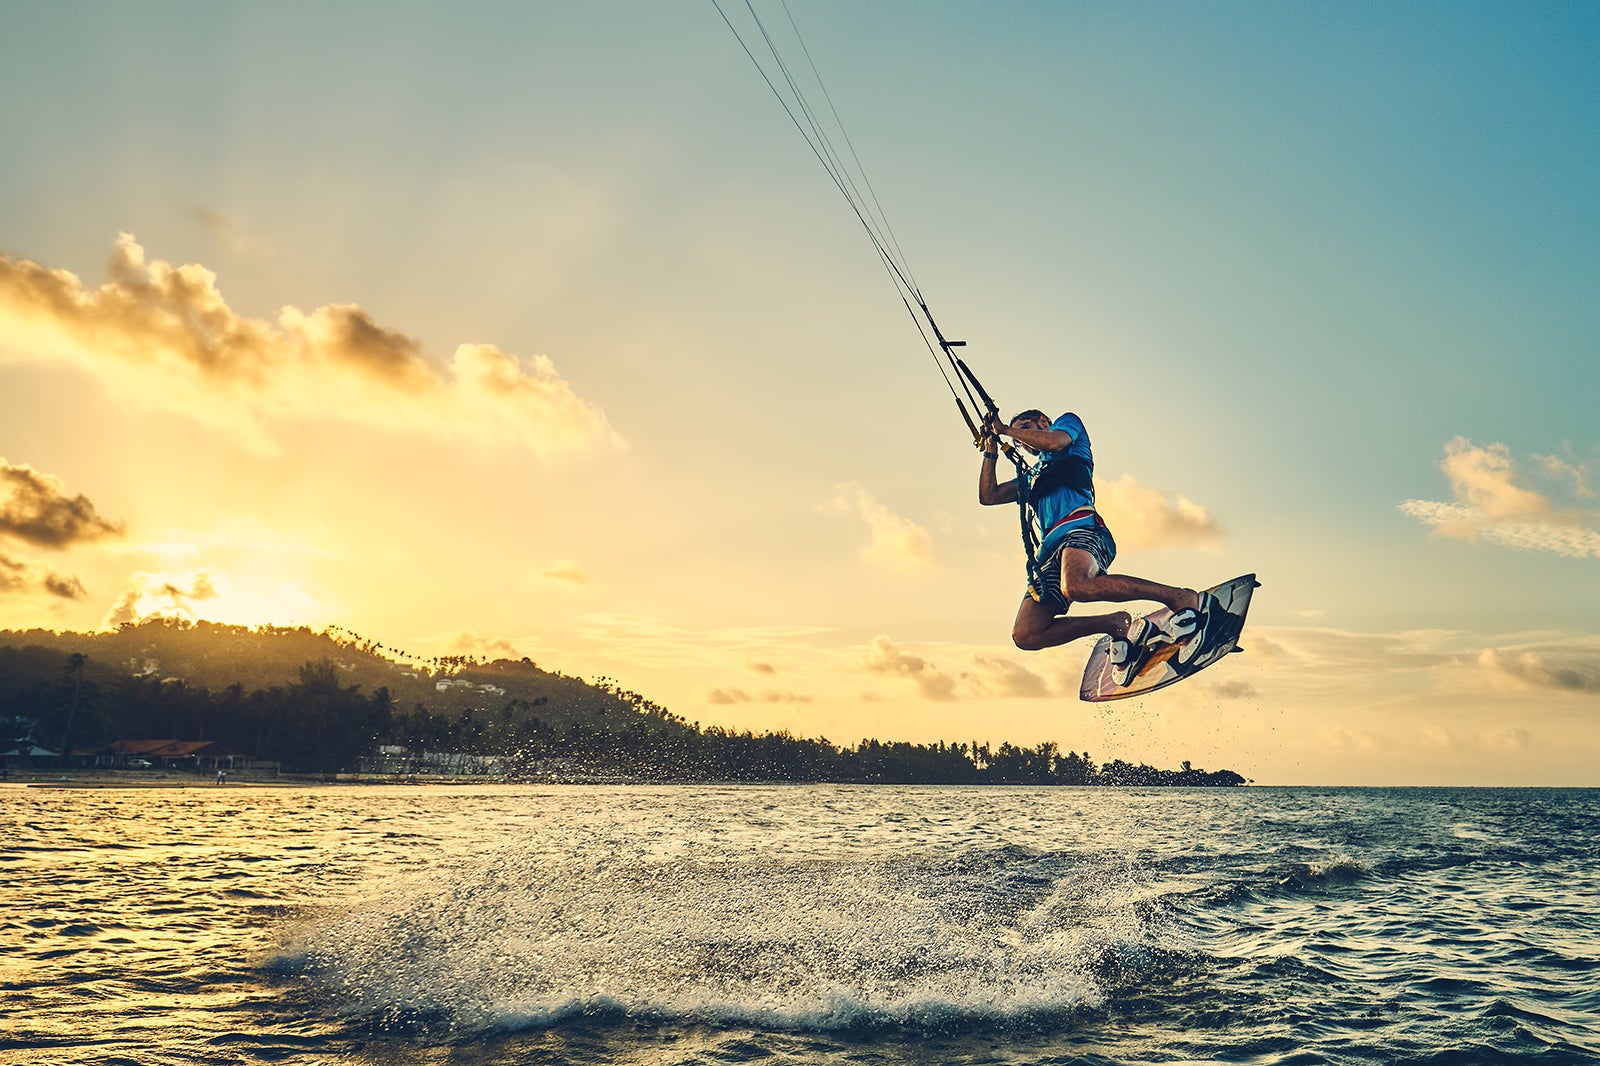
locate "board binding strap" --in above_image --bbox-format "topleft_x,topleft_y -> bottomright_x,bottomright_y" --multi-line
1079,573 -> 1260,702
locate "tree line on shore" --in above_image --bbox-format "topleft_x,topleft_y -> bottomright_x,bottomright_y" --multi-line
0,620 -> 1245,786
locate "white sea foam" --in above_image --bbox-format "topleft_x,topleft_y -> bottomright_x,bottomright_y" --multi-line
277,844 -> 1162,1035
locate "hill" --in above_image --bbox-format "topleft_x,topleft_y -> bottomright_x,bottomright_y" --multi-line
0,617 -> 670,730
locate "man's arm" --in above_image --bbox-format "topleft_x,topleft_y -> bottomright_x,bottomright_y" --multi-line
978,447 -> 1018,506
1002,423 -> 1074,453
978,415 -> 1021,505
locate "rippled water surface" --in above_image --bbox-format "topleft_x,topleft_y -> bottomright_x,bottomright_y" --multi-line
3,784 -> 1597,1065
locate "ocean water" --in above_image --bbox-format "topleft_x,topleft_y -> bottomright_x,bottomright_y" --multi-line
2,784 -> 1596,1065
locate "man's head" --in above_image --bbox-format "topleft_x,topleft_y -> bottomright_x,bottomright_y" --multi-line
1009,410 -> 1050,431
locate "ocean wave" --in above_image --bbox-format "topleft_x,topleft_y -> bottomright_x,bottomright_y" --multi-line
1274,855 -> 1369,893
269,844 -> 1193,1037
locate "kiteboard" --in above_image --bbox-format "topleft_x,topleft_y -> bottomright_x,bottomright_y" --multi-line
1079,573 -> 1259,702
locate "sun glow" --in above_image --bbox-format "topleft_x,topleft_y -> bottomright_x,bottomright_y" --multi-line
101,565 -> 337,631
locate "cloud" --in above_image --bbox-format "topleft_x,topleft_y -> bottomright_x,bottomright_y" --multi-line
1318,725 -> 1388,751
1422,726 -> 1464,750
43,573 -> 88,599
102,567 -> 225,628
0,235 -> 622,457
0,459 -> 125,549
861,635 -> 958,701
830,484 -> 935,573
967,653 -> 1053,698
535,561 -> 591,586
1095,474 -> 1221,549
1400,438 -> 1600,558
1401,500 -> 1600,557
0,553 -> 24,593
1464,645 -> 1600,695
705,687 -> 813,705
1255,625 -> 1457,677
195,208 -> 275,256
1439,438 -> 1552,519
1486,726 -> 1535,750
1340,720 -> 1536,757
1200,677 -> 1259,699
445,632 -> 526,661
0,552 -> 87,600
0,460 -> 116,601
1263,624 -> 1600,711
1420,725 -> 1537,752
1538,454 -> 1593,499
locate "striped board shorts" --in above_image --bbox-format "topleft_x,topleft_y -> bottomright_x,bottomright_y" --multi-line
1028,523 -> 1118,612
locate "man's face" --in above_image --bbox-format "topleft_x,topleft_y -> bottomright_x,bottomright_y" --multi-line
1010,413 -> 1050,432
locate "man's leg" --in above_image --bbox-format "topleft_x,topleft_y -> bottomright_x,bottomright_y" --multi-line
1012,594 -> 1129,652
1060,549 -> 1199,614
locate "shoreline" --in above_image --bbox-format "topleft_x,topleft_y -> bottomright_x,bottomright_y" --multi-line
0,768 -> 638,789
3,769 -> 505,790
5,771 -> 1594,791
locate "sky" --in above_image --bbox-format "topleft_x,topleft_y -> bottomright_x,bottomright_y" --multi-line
2,1 -> 1598,785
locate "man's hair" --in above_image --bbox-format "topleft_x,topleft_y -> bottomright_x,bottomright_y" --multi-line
1010,409 -> 1049,424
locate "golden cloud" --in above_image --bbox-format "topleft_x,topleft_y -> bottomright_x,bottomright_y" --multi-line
0,459 -> 125,549
1439,438 -> 1550,520
830,484 -> 935,573
0,235 -> 622,456
1263,624 -> 1600,710
1400,438 -> 1600,557
0,460 -> 117,604
535,561 -> 592,586
1253,625 -> 1455,677
0,551 -> 87,600
1465,645 -> 1600,695
1199,677 -> 1259,699
861,635 -> 958,700
445,632 -> 527,661
705,687 -> 814,705
1095,474 -> 1221,550
967,653 -> 1053,698
859,636 -> 1075,702
1537,454 -> 1594,500
102,567 -> 226,629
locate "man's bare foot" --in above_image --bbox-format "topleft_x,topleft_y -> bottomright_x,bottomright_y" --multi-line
1173,588 -> 1201,614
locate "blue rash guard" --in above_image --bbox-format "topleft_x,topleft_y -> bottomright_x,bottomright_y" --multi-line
1027,412 -> 1099,563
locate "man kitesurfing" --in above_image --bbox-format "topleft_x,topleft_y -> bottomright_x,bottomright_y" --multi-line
717,0 -> 1255,697
977,408 -> 1215,685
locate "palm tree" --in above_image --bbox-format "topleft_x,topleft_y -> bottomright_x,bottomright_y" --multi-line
59,653 -> 86,758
